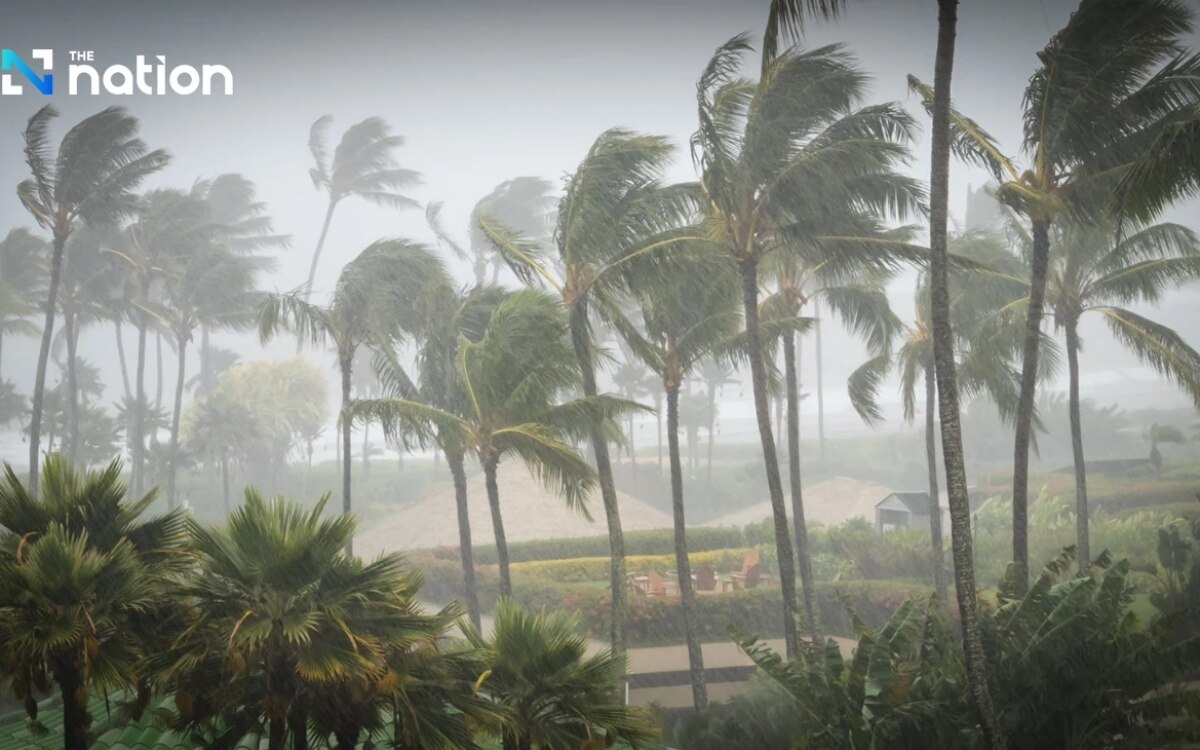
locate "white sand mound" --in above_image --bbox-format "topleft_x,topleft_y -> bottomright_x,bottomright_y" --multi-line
702,476 -> 893,529
357,460 -> 674,555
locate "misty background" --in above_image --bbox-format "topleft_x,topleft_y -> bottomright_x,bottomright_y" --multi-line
2,0 -> 1197,481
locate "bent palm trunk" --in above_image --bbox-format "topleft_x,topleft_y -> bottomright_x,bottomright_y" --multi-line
569,303 -> 627,654
784,330 -> 820,642
340,355 -> 354,556
666,384 -> 707,709
133,282 -> 150,497
66,310 -> 80,464
739,259 -> 800,658
1065,319 -> 1090,568
167,334 -> 187,509
483,453 -> 512,597
1012,217 -> 1051,594
28,232 -> 67,494
448,449 -> 482,630
928,2 -> 1004,748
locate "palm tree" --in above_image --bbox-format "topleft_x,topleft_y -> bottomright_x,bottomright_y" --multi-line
0,456 -> 186,750
16,106 -> 168,494
119,188 -> 211,496
698,360 -> 736,484
612,254 -> 742,710
349,290 -> 631,598
466,600 -> 657,750
302,116 -> 421,302
259,239 -> 447,554
691,30 -> 922,656
1041,220 -> 1200,563
427,176 -> 555,286
0,228 -> 46,374
762,254 -> 903,642
911,0 -> 1200,593
1148,423 -> 1187,478
159,490 -> 440,750
478,128 -> 698,654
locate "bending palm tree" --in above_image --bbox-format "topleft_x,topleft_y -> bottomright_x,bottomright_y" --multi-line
17,106 -> 167,494
0,229 -> 46,375
349,290 -> 633,598
910,0 -> 1200,591
612,254 -> 742,710
691,30 -> 922,656
1041,220 -> 1200,564
478,128 -> 698,653
302,116 -> 421,302
259,239 -> 447,554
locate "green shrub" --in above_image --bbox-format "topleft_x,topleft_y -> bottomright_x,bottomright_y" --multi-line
509,548 -> 752,583
454,526 -> 749,565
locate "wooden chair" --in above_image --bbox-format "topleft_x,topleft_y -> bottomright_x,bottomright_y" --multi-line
694,566 -> 717,593
646,570 -> 666,597
730,549 -> 762,590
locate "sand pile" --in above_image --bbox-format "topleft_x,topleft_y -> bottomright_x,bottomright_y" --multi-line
358,460 -> 674,555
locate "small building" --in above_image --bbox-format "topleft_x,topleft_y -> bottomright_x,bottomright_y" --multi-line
874,489 -> 987,533
874,491 -> 934,533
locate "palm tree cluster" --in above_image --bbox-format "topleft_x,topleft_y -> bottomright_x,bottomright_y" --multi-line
2,0 -> 1199,744
0,458 -> 651,750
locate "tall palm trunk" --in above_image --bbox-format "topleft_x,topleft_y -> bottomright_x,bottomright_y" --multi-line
155,329 -> 164,410
199,325 -> 212,396
666,382 -> 707,709
221,451 -> 231,514
1065,319 -> 1090,568
739,259 -> 800,658
167,333 -> 187,509
340,354 -> 353,556
924,361 -> 947,602
483,453 -> 512,597
783,330 -> 820,642
655,392 -> 664,472
569,302 -> 626,654
133,278 -> 150,497
927,2 -> 1004,747
447,449 -> 482,630
302,198 -> 338,302
65,309 -> 80,465
1012,217 -> 1051,594
115,321 -> 132,400
814,299 -> 826,460
28,232 -> 67,494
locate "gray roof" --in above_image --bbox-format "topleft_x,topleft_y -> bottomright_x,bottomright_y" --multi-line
876,491 -> 932,514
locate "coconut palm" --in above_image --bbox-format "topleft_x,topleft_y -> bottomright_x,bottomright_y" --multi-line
610,254 -> 743,710
427,176 -> 555,286
348,290 -> 633,598
691,30 -> 922,656
698,360 -> 737,483
910,0 -> 1200,593
478,128 -> 699,653
259,239 -> 447,554
1037,220 -> 1200,563
17,106 -> 168,494
0,228 -> 46,374
0,456 -> 186,750
302,116 -> 421,302
1148,423 -> 1188,478
467,600 -> 657,750
157,490 -> 444,750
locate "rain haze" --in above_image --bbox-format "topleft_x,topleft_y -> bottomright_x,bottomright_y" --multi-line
2,0 -> 1200,745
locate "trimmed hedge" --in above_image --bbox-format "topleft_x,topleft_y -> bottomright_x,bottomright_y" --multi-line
509,548 -> 752,583
445,526 -> 749,565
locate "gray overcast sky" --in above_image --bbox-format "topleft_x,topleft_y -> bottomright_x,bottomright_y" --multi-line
2,0 -> 1198,443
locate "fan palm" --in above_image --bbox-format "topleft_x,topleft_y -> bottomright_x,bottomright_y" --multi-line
0,456 -> 186,750
1038,220 -> 1200,563
467,600 -> 657,750
478,128 -> 699,653
348,290 -> 632,598
16,106 -> 168,494
611,254 -> 743,710
0,228 -> 46,375
157,490 -> 446,750
259,239 -> 448,554
302,116 -> 421,302
910,0 -> 1200,593
691,30 -> 922,656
